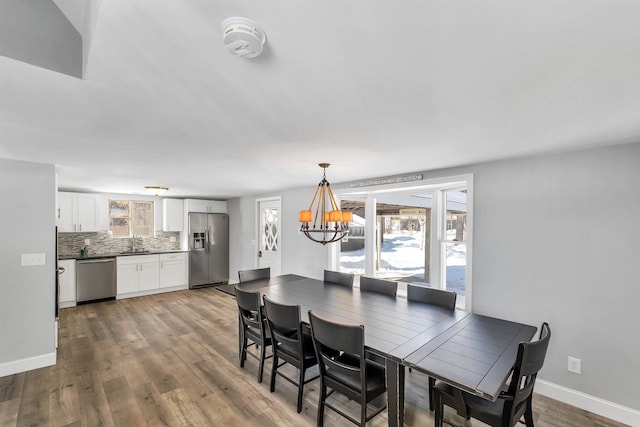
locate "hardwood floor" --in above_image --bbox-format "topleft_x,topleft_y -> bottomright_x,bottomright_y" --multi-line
0,288 -> 628,426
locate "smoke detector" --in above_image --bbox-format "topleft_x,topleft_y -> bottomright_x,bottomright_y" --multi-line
222,17 -> 266,59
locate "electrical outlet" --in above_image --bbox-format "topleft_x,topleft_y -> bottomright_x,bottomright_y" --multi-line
568,356 -> 581,374
84,239 -> 91,245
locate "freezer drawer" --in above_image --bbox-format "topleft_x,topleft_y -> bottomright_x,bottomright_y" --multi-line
76,258 -> 117,303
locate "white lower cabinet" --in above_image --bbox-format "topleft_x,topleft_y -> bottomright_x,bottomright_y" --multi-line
117,252 -> 187,299
159,252 -> 187,288
117,255 -> 160,297
58,259 -> 76,308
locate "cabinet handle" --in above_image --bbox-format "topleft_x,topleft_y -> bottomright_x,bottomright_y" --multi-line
161,262 -> 164,269
136,265 -> 138,271
73,224 -> 76,232
79,224 -> 82,231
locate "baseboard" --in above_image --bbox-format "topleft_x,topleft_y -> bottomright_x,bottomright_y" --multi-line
0,352 -> 56,378
536,380 -> 640,426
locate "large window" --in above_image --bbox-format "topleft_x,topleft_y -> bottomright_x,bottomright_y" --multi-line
109,199 -> 155,237
335,177 -> 471,310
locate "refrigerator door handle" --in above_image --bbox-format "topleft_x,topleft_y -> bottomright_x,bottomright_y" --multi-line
205,225 -> 210,252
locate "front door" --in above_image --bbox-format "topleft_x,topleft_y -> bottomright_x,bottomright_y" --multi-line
257,198 -> 281,275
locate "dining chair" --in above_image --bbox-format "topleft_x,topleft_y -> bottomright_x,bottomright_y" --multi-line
263,296 -> 319,413
235,286 -> 272,383
359,276 -> 398,297
407,282 -> 457,310
308,310 -> 387,427
238,267 -> 271,283
406,282 -> 457,410
434,322 -> 551,427
323,269 -> 354,288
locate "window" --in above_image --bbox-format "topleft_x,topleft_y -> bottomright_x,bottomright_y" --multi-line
109,199 -> 155,237
334,176 -> 472,310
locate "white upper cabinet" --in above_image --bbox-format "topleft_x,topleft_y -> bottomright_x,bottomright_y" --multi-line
162,198 -> 184,231
184,199 -> 227,213
58,192 -> 101,232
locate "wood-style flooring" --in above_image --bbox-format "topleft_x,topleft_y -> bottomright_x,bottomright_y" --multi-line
0,287 -> 628,426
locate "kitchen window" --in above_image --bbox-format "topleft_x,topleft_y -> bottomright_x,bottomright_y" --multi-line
108,199 -> 154,237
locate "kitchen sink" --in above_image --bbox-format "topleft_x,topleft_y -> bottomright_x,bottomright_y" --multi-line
119,250 -> 153,255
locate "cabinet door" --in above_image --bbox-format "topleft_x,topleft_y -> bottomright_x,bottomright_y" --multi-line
162,199 -> 184,231
57,192 -> 76,232
76,193 -> 101,232
160,259 -> 186,287
138,261 -> 160,291
117,263 -> 138,294
58,260 -> 76,303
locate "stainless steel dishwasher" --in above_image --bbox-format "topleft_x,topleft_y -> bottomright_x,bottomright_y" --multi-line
76,258 -> 117,303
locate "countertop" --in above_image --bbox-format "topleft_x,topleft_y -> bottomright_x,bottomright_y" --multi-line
59,249 -> 188,261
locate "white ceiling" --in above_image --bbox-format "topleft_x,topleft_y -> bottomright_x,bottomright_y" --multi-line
2,0 -> 640,199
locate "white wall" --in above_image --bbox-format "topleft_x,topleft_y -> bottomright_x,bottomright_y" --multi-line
0,158 -> 56,376
228,141 -> 640,419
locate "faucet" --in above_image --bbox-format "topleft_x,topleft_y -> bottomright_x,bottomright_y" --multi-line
132,235 -> 141,252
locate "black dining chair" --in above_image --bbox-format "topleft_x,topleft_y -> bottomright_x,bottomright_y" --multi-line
235,286 -> 272,383
407,282 -> 457,310
263,296 -> 319,413
359,276 -> 398,297
308,310 -> 387,427
406,283 -> 457,410
434,322 -> 551,427
323,269 -> 354,288
238,267 -> 271,283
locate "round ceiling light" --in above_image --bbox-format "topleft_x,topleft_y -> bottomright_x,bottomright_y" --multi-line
222,17 -> 266,59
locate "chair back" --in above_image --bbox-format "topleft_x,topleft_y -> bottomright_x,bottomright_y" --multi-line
323,270 -> 354,288
360,276 -> 398,297
235,287 -> 267,336
308,310 -> 365,391
505,322 -> 551,423
238,267 -> 271,283
407,283 -> 457,310
263,296 -> 304,357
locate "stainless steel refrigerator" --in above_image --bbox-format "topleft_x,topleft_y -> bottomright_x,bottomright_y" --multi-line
189,213 -> 229,288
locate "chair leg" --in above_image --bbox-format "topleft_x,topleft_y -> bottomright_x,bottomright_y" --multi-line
434,389 -> 443,427
360,393 -> 367,427
428,376 -> 436,411
258,340 -> 266,383
317,383 -> 326,427
524,396 -> 535,427
240,335 -> 248,368
296,367 -> 305,413
270,354 -> 278,392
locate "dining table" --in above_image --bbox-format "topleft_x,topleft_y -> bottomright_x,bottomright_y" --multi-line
235,274 -> 536,427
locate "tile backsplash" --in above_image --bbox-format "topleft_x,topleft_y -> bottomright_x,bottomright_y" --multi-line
58,231 -> 181,258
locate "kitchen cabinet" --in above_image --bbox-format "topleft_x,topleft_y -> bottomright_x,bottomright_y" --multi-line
162,199 -> 184,232
117,255 -> 160,297
159,252 -> 187,288
184,199 -> 227,214
58,259 -> 76,308
58,192 -> 101,232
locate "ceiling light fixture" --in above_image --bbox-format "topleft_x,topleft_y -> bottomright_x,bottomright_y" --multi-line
144,186 -> 168,196
222,17 -> 267,59
298,163 -> 352,245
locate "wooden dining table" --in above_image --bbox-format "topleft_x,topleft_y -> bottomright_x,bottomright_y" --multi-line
235,274 -> 536,427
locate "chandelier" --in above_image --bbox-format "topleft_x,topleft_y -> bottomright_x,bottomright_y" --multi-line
298,163 -> 352,245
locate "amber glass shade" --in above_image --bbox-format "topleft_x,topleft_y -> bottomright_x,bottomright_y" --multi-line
298,210 -> 313,223
341,211 -> 353,223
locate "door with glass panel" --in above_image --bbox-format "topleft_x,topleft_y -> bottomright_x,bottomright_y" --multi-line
258,198 -> 281,275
